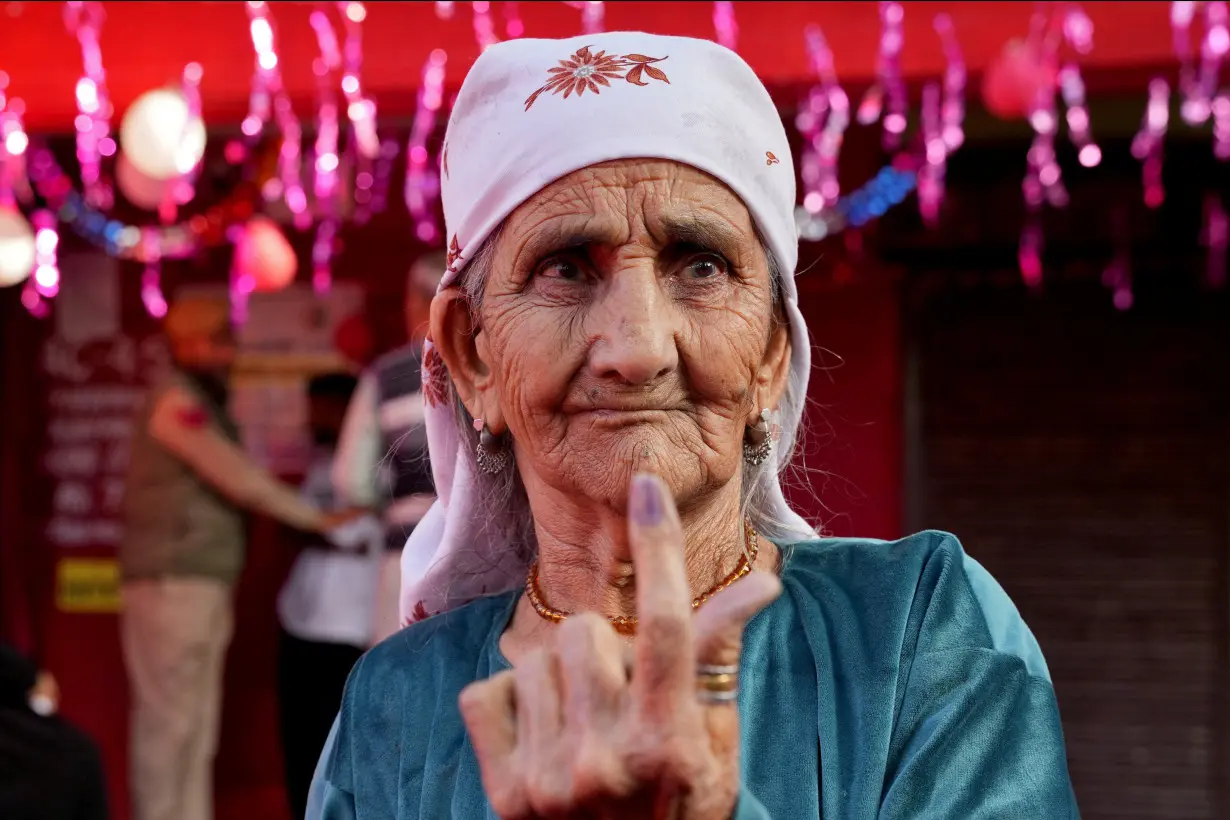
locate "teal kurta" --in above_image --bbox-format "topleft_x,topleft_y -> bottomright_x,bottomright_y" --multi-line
310,530 -> 1079,819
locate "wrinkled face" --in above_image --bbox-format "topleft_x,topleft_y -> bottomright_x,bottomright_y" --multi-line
439,159 -> 790,512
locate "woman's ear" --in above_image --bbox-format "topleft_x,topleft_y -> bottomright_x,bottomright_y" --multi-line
756,320 -> 792,413
430,289 -> 495,419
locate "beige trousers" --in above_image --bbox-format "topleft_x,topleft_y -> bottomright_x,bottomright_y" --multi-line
121,578 -> 233,820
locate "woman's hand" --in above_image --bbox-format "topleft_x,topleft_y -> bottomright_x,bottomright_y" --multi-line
459,473 -> 782,820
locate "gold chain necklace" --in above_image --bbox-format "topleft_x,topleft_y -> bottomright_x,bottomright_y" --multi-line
525,518 -> 760,635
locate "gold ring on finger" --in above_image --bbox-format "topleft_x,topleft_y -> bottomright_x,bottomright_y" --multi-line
696,664 -> 740,703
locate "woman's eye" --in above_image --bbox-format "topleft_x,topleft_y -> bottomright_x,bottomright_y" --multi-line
683,255 -> 728,280
536,257 -> 583,281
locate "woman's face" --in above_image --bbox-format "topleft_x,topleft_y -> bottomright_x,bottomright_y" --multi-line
444,159 -> 790,512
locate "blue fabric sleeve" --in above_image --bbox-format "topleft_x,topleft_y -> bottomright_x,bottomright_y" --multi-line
878,535 -> 1079,818
733,786 -> 773,819
306,714 -> 359,820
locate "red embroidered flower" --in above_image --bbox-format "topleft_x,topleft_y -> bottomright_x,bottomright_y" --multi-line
446,234 -> 463,273
407,600 -> 434,625
765,151 -> 781,166
524,46 -> 670,111
422,345 -> 449,407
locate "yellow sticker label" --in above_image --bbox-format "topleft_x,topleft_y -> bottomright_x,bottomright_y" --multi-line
56,558 -> 121,613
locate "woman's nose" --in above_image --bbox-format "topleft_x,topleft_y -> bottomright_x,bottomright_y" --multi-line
587,268 -> 679,385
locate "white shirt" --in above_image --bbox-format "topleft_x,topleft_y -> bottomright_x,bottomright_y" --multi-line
277,451 -> 385,647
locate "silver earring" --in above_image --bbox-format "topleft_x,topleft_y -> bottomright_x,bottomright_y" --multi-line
473,418 -> 510,475
743,409 -> 773,466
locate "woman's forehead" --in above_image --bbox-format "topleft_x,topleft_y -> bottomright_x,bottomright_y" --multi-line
505,159 -> 755,244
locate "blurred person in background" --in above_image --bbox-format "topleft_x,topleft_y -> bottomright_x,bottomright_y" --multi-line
332,252 -> 446,645
0,642 -> 108,819
276,373 -> 384,820
119,295 -> 361,820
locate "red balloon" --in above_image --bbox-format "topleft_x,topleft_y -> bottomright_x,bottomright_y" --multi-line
333,311 -> 374,367
233,216 -> 297,292
981,39 -> 1058,121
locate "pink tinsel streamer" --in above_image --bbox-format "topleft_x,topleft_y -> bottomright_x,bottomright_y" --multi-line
1132,78 -> 1170,209
918,14 -> 966,226
878,2 -> 907,151
800,26 -> 848,215
246,2 -> 309,230
503,2 -> 525,39
310,11 -> 343,293
472,2 -> 499,51
406,49 -> 447,244
1179,1 -> 1229,124
0,73 -> 27,206
1213,92 -> 1230,159
32,210 -> 59,300
1202,193 -> 1228,288
1059,6 -> 1100,168
918,82 -> 943,227
64,1 -> 114,210
0,77 -> 44,317
713,2 -> 738,51
564,2 -> 605,35
338,2 -> 380,224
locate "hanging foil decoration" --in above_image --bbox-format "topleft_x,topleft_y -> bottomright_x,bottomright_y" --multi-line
406,49 -> 447,244
1017,8 -> 1065,288
934,13 -> 966,155
338,2 -> 380,224
713,2 -> 738,51
918,82 -> 944,227
795,25 -> 849,241
310,10 -> 343,294
917,14 -> 966,227
859,2 -> 907,151
503,1 -> 525,38
1132,78 -> 1170,208
1059,6 -> 1101,167
64,1 -> 114,210
472,1 -> 499,51
245,1 -> 309,229
31,210 -> 60,298
564,1 -> 604,34
1202,193 -> 1228,288
1213,92 -> 1230,159
1102,207 -> 1133,310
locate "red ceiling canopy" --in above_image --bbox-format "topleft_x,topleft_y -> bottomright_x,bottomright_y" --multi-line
0,1 -> 1176,132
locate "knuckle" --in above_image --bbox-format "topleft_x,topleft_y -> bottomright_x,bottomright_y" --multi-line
525,769 -> 571,817
622,730 -> 696,782
488,780 -> 529,818
571,738 -> 631,800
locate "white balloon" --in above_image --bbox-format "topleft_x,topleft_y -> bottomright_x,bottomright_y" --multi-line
120,88 -> 207,181
116,151 -> 176,211
0,208 -> 35,287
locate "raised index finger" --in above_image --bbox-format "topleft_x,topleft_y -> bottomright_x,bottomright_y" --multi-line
627,473 -> 695,710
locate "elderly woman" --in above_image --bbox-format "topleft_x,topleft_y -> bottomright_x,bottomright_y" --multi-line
311,32 -> 1078,820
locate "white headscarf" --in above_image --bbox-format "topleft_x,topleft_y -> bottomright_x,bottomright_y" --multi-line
399,31 -> 815,625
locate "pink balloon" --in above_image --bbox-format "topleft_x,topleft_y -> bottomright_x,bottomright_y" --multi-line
234,216 -> 297,292
981,39 -> 1058,121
